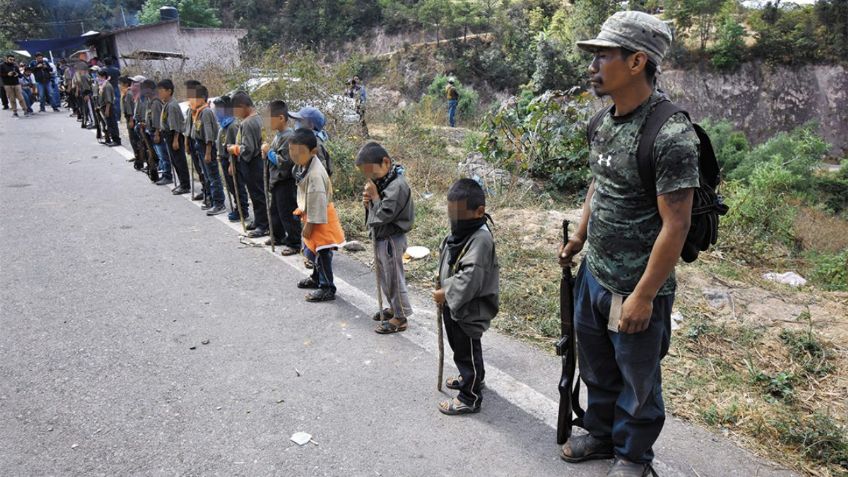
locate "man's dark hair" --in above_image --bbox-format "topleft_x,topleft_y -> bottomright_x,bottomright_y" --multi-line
231,91 -> 253,108
213,94 -> 231,108
195,84 -> 209,100
6,54 -> 14,59
157,79 -> 175,93
448,178 -> 486,210
184,79 -> 201,89
97,69 -> 109,78
35,52 -> 43,57
118,75 -> 132,85
289,128 -> 318,150
619,47 -> 657,84
269,100 -> 288,118
355,141 -> 390,166
141,79 -> 157,90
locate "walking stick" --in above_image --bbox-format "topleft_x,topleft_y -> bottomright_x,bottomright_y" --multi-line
188,136 -> 195,199
163,131 -> 180,191
230,155 -> 247,234
264,157 -> 275,252
436,274 -> 444,392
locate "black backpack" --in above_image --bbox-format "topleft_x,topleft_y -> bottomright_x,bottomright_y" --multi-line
587,100 -> 729,263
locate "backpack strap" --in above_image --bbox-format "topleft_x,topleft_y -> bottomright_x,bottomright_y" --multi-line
586,104 -> 614,146
636,100 -> 688,201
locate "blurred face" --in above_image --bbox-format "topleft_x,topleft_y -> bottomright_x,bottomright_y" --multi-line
288,143 -> 317,166
6,56 -> 14,64
447,199 -> 485,225
233,105 -> 248,119
293,118 -> 313,130
269,113 -> 287,131
358,158 -> 391,181
157,87 -> 171,102
119,83 -> 129,94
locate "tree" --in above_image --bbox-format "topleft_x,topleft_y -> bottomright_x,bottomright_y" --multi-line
710,16 -> 746,70
139,0 -> 222,28
417,0 -> 454,45
665,0 -> 722,52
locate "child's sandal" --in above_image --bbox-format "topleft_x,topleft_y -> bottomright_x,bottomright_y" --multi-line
445,376 -> 486,390
374,318 -> 407,334
372,308 -> 394,321
438,398 -> 480,415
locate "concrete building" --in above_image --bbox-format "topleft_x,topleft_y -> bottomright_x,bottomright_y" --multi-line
90,7 -> 246,75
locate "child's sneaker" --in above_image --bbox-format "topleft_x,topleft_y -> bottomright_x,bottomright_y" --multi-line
297,277 -> 319,289
305,289 -> 335,302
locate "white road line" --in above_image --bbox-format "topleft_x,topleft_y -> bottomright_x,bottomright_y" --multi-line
111,142 -> 686,477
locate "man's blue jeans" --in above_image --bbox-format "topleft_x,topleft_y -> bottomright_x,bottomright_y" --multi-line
36,82 -> 59,110
574,263 -> 673,464
21,88 -> 34,112
152,139 -> 170,179
447,99 -> 458,127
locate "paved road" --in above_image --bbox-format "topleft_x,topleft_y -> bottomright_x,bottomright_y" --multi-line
0,111 -> 797,476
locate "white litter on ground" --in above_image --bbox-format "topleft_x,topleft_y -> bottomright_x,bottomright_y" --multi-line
762,271 -> 807,287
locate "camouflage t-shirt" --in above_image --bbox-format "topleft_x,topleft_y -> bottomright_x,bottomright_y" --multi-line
586,92 -> 700,296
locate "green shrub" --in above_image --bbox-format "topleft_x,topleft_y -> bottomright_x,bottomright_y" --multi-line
701,119 -> 750,176
477,91 -> 594,194
728,124 -> 828,188
710,17 -> 747,71
805,250 -> 848,292
812,161 -> 848,216
425,74 -> 479,122
773,412 -> 848,468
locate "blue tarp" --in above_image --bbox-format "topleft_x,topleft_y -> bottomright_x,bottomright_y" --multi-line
14,35 -> 93,55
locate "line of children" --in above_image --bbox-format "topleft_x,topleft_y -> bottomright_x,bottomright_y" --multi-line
68,82 -> 502,416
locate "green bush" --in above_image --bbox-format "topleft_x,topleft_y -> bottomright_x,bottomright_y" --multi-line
701,119 -> 750,176
805,250 -> 848,292
425,74 -> 479,122
728,124 -> 828,189
477,91 -> 594,194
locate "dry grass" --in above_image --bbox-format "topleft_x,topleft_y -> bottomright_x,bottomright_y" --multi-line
795,206 -> 848,254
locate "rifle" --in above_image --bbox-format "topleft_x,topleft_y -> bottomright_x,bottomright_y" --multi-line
556,219 -> 584,445
139,122 -> 159,183
435,274 -> 444,392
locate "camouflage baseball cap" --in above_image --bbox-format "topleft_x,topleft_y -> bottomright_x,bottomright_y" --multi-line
577,11 -> 673,70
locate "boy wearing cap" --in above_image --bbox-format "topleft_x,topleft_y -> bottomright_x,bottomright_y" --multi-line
227,91 -> 269,238
96,70 -> 120,147
145,79 -> 172,185
356,142 -> 415,334
558,11 -> 700,477
288,106 -> 332,176
158,79 -> 191,195
261,100 -> 301,253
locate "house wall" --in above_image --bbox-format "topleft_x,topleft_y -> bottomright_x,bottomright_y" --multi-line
112,22 -> 245,76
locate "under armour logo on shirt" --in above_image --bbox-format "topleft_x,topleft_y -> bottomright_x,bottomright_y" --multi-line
598,154 -> 612,167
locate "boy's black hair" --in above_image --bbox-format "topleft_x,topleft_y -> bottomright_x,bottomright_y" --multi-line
118,75 -> 132,85
289,128 -> 318,150
141,79 -> 157,90
213,94 -> 231,108
157,79 -> 175,93
447,178 -> 486,210
269,100 -> 288,118
96,69 -> 109,78
231,91 -> 253,108
184,79 -> 201,89
619,47 -> 657,84
104,56 -> 114,66
355,141 -> 390,166
195,84 -> 209,100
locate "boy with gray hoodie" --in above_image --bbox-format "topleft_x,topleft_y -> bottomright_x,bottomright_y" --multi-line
357,142 -> 415,335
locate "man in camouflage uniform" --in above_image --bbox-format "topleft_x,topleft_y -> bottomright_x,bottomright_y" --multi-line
558,11 -> 700,477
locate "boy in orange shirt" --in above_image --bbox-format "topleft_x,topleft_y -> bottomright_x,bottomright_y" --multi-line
289,128 -> 345,302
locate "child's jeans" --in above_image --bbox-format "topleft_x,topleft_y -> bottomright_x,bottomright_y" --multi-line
443,305 -> 485,408
304,247 -> 335,293
374,233 -> 413,318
